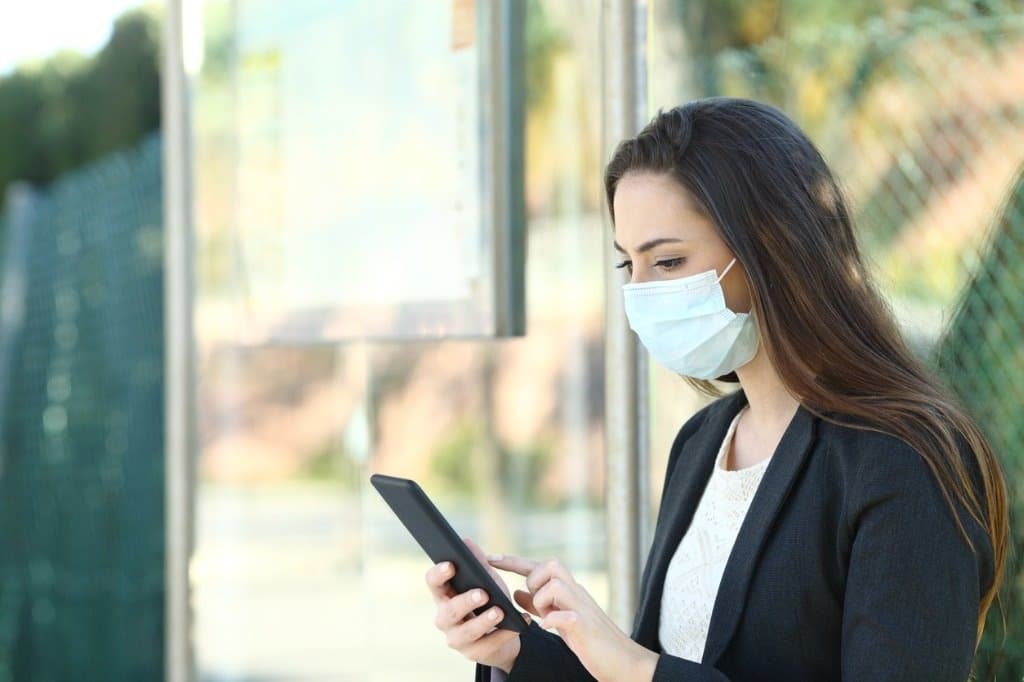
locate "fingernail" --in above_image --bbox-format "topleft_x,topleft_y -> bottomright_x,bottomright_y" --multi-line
488,608 -> 499,621
487,553 -> 503,561
472,590 -> 484,603
439,562 -> 451,573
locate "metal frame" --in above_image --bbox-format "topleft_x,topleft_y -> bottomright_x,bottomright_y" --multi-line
162,1 -> 197,680
488,0 -> 527,337
0,184 -> 36,479
601,0 -> 650,633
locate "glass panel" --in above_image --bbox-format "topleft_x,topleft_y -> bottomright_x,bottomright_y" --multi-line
190,0 -> 521,343
191,0 -> 607,679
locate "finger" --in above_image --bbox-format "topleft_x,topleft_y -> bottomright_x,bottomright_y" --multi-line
487,553 -> 541,578
539,610 -> 578,632
458,619 -> 521,661
532,577 -> 574,617
425,561 -> 457,603
524,558 -> 575,595
446,605 -> 505,650
514,589 -> 540,617
434,587 -> 491,631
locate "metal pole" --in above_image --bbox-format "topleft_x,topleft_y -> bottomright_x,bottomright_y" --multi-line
601,0 -> 649,633
162,0 -> 197,680
489,0 -> 526,337
0,184 -> 35,479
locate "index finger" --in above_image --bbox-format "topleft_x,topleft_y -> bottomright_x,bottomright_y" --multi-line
487,554 -> 541,577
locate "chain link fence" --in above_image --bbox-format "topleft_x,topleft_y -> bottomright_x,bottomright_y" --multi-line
937,165 -> 1024,677
0,132 -> 164,680
691,1 -> 1024,677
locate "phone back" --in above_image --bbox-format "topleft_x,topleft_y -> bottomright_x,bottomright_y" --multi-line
370,473 -> 528,634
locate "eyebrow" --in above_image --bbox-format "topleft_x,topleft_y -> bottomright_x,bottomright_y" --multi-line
612,237 -> 689,254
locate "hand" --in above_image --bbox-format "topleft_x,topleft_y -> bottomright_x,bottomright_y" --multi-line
425,536 -> 532,674
487,554 -> 658,682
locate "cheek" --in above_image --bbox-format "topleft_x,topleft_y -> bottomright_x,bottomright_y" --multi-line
722,278 -> 753,314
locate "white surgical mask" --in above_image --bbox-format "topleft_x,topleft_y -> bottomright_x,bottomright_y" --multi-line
622,257 -> 759,379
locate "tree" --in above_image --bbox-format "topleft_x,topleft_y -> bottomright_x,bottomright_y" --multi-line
0,7 -> 161,212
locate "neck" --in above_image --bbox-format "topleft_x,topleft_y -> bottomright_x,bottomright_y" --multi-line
734,344 -> 800,432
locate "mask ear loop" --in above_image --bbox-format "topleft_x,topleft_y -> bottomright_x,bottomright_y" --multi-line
715,257 -> 738,283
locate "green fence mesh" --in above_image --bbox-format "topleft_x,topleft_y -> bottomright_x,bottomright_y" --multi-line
937,166 -> 1024,675
0,132 -> 164,681
684,1 -> 1024,677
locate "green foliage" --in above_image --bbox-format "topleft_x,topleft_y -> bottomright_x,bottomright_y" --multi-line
0,7 -> 161,210
430,421 -> 481,495
503,441 -> 552,508
428,419 -> 554,506
670,0 -> 997,121
670,0 -> 954,57
298,444 -> 361,491
197,0 -> 234,83
525,0 -> 570,112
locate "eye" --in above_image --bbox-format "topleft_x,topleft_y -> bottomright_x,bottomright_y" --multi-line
614,260 -> 633,275
654,257 -> 686,271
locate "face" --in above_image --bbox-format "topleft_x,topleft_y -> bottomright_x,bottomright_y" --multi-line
612,171 -> 752,314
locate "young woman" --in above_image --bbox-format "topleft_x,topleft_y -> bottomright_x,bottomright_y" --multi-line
424,97 -> 1008,681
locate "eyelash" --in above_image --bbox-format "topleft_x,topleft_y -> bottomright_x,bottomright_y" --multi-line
615,257 -> 686,274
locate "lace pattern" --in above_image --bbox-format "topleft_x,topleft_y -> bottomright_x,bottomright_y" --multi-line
657,406 -> 772,663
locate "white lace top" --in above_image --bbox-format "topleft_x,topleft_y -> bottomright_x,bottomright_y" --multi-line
658,406 -> 771,662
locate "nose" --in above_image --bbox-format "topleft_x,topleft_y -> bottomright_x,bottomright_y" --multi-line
629,270 -> 653,285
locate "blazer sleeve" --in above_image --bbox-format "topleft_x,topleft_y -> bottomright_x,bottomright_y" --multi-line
474,621 -> 597,681
840,437 -> 992,681
474,632 -> 733,682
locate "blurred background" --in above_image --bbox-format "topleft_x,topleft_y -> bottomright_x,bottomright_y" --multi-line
0,0 -> 1022,680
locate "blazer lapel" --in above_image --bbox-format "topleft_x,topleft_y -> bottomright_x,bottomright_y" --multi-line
701,399 -> 816,664
631,389 -> 818,668
630,389 -> 747,647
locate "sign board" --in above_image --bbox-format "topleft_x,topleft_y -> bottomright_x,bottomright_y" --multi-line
190,0 -> 525,341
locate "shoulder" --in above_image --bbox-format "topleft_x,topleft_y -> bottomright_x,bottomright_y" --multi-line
816,413 -> 972,496
818,415 -> 925,470
818,413 -> 993,584
817,414 -> 951,508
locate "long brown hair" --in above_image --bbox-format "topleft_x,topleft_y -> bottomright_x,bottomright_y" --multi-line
603,96 -> 1008,647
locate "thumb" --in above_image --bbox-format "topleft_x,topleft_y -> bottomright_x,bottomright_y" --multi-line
463,536 -> 509,596
463,536 -> 489,564
514,589 -> 541,617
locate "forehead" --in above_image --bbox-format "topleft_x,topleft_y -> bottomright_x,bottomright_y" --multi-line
612,172 -> 716,244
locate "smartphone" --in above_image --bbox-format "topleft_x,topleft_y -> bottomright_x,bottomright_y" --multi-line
369,473 -> 529,634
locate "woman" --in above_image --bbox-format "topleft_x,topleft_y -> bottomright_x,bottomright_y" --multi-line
423,97 -> 1008,681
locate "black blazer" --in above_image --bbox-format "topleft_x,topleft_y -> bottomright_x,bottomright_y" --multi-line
476,388 -> 994,681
